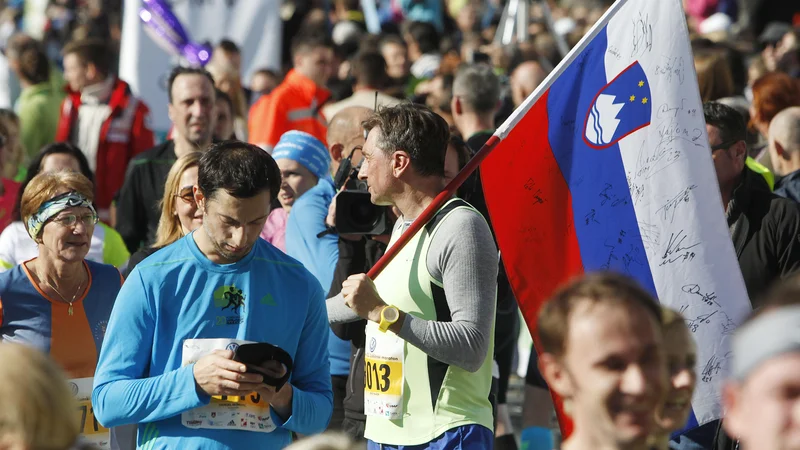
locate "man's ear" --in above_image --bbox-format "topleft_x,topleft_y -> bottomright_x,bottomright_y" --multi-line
330,143 -> 345,162
193,186 -> 206,213
775,140 -> 789,160
392,150 -> 412,178
451,96 -> 462,116
539,352 -> 575,399
721,382 -> 743,439
732,140 -> 748,166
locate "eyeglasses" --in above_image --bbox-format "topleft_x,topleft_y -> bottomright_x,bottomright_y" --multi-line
175,187 -> 195,204
52,213 -> 99,228
710,139 -> 742,152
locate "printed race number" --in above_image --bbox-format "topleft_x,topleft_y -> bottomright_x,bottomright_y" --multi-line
77,400 -> 109,436
365,358 -> 402,396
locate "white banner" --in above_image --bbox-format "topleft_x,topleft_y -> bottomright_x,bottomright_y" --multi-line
119,0 -> 282,135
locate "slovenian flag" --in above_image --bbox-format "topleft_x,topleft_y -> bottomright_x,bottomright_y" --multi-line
480,0 -> 752,435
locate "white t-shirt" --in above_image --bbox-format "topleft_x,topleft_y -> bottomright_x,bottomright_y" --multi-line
0,221 -> 110,271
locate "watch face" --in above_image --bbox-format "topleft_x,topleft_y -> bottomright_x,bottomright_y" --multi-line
384,306 -> 399,321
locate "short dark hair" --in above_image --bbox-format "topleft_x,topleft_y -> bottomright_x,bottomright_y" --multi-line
291,30 -> 334,60
62,38 -> 110,77
216,38 -> 240,54
362,103 -> 449,177
12,38 -> 49,85
198,141 -> 281,201
15,142 -> 95,220
215,88 -> 233,112
167,66 -> 215,104
352,51 -> 390,89
703,101 -> 746,144
537,272 -> 662,358
405,21 -> 440,55
379,34 -> 406,51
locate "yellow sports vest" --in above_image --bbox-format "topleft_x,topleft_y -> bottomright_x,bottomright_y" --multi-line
364,198 -> 495,445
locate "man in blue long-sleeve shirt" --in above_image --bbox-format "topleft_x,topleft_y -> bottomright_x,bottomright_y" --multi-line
92,141 -> 333,449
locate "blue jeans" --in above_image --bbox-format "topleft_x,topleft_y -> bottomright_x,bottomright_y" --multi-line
368,424 -> 494,450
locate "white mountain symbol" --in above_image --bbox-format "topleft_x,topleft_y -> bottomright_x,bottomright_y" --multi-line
586,94 -> 625,146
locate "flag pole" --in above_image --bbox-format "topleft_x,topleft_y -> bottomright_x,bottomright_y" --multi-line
367,0 -> 628,279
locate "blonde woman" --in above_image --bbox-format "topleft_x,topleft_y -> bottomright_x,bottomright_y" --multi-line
206,64 -> 248,140
123,152 -> 202,276
0,343 -> 84,450
650,307 -> 698,450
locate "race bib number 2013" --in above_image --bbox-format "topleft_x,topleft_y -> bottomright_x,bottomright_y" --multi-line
364,324 -> 404,420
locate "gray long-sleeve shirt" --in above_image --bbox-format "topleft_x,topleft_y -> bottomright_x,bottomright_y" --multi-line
327,207 -> 498,372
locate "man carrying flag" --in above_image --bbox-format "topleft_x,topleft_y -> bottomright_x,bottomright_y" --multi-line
326,103 -> 498,449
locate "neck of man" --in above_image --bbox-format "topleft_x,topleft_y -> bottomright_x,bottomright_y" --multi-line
393,177 -> 447,221
173,134 -> 210,159
562,430 -> 648,450
31,253 -> 85,289
719,172 -> 743,209
457,113 -> 494,141
782,152 -> 800,176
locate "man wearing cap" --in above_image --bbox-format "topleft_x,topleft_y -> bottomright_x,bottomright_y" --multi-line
723,294 -> 800,450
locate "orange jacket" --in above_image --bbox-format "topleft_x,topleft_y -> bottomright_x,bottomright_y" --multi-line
56,78 -> 154,211
248,70 -> 331,151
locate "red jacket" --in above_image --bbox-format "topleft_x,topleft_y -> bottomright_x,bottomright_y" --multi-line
56,78 -> 154,210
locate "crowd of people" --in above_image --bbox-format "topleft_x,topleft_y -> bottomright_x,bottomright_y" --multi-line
0,0 -> 798,449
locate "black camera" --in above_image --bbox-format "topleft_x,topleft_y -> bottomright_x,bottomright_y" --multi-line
331,153 -> 391,236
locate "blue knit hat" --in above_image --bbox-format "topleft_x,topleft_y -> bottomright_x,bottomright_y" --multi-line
272,131 -> 331,180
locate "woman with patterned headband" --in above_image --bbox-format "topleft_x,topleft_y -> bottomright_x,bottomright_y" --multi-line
0,170 -> 122,449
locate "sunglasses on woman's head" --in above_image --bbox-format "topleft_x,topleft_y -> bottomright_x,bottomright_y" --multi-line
175,186 -> 195,204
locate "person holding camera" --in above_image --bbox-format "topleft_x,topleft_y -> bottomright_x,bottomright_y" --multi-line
92,142 -> 333,449
327,103 -> 498,449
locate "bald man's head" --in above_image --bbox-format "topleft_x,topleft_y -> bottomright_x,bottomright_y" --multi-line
511,61 -> 548,107
327,106 -> 372,172
768,107 -> 800,176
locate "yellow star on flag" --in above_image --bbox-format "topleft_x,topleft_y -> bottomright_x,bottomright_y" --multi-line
638,80 -> 645,87
629,95 -> 636,102
642,97 -> 648,104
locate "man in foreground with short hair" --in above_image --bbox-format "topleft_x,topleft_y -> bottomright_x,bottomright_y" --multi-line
327,103 -> 498,448
723,299 -> 800,450
538,273 -> 665,450
93,142 -> 332,448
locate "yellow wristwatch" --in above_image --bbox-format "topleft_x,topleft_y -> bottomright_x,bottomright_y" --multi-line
378,306 -> 400,332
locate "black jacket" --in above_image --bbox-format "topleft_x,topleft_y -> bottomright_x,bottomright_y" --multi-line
329,237 -> 386,433
729,168 -> 800,306
774,169 -> 800,204
115,141 -> 177,253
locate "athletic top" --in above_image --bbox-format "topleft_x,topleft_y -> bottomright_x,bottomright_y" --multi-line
92,233 -> 333,449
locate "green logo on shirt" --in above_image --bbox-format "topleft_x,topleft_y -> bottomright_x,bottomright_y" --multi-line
213,285 -> 246,313
260,293 -> 276,306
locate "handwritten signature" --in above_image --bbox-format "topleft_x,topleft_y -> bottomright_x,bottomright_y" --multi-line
638,221 -> 661,250
701,352 -> 732,383
660,230 -> 699,266
656,118 -> 704,150
656,185 -> 697,223
654,56 -> 686,86
634,139 -> 681,181
682,283 -> 720,307
600,183 -> 629,207
656,98 -> 697,120
631,12 -> 653,58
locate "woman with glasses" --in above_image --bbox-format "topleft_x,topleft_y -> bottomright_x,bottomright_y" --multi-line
0,143 -> 130,271
124,152 -> 202,276
0,170 -> 122,449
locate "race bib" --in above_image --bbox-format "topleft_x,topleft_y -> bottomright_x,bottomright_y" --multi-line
69,377 -> 110,449
181,338 -> 276,433
364,323 -> 404,419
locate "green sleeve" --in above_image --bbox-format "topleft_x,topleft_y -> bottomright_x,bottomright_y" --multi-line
101,224 -> 131,267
